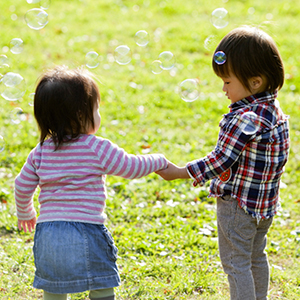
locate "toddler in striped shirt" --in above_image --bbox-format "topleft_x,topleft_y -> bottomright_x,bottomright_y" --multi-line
15,65 -> 168,300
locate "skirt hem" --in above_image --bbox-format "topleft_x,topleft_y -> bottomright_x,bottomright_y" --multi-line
33,274 -> 121,294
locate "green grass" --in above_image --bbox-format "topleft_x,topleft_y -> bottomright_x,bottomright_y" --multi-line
1,0 -> 300,299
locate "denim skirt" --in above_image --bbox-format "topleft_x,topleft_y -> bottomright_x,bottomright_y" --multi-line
33,222 -> 121,294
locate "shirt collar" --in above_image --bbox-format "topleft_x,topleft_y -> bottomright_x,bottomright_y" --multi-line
229,90 -> 278,112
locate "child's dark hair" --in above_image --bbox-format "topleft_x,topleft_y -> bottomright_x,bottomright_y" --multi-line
212,26 -> 284,93
34,65 -> 100,149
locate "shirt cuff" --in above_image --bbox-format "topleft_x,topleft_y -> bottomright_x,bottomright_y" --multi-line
17,209 -> 37,221
186,166 -> 196,180
186,161 -> 206,186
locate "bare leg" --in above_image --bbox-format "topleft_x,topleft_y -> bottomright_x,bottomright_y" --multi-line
89,288 -> 115,300
43,291 -> 67,300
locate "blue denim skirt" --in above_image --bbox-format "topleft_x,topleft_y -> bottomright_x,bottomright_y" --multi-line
33,222 -> 121,294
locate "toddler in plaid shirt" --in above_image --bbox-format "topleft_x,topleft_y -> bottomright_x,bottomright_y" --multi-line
157,26 -> 289,300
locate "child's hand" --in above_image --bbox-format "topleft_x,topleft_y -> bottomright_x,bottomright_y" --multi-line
18,217 -> 37,233
156,162 -> 190,181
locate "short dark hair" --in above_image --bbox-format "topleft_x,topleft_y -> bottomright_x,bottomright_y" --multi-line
34,65 -> 100,149
212,26 -> 284,93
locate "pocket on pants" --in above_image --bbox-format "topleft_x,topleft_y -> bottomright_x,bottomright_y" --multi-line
103,228 -> 118,262
233,205 -> 256,240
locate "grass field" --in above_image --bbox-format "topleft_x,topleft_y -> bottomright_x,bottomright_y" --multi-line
0,0 -> 300,299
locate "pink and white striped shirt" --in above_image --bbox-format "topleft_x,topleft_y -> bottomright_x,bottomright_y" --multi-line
15,134 -> 168,224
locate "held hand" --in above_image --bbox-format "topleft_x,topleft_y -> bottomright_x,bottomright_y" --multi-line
18,217 -> 37,233
156,161 -> 190,181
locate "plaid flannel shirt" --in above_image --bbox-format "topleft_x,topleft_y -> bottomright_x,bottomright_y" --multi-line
186,91 -> 290,219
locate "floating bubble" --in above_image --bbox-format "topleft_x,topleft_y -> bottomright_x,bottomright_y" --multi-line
0,55 -> 10,77
179,79 -> 200,102
135,30 -> 149,46
214,51 -> 227,65
28,92 -> 35,107
9,38 -> 24,54
114,45 -> 131,65
0,55 -> 9,65
204,35 -> 216,51
211,8 -> 229,29
151,60 -> 163,74
0,135 -> 5,152
0,72 -> 26,101
85,51 -> 99,68
25,8 -> 48,30
240,111 -> 261,135
40,0 -> 51,10
158,51 -> 175,70
0,65 -> 10,78
10,107 -> 27,124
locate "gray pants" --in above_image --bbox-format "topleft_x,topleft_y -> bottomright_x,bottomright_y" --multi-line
217,196 -> 273,300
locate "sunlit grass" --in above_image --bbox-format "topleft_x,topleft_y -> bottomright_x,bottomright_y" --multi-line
1,0 -> 300,299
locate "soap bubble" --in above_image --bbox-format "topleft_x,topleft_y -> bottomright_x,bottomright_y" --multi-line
135,30 -> 149,46
0,135 -> 5,152
85,51 -> 99,68
151,60 -> 163,74
10,107 -> 27,124
0,72 -> 26,101
0,55 -> 10,77
179,79 -> 200,102
0,55 -> 9,65
214,51 -> 227,65
114,45 -> 131,65
25,8 -> 48,30
211,8 -> 229,29
28,92 -> 35,107
158,51 -> 175,70
0,65 -> 9,79
40,0 -> 51,10
9,38 -> 24,54
26,0 -> 51,9
204,35 -> 216,51
240,111 -> 261,135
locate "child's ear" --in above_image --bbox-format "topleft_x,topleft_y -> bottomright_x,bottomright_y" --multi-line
249,76 -> 264,92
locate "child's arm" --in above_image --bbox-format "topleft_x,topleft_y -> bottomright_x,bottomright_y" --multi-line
95,138 -> 168,178
15,149 -> 39,229
186,115 -> 254,186
155,161 -> 190,181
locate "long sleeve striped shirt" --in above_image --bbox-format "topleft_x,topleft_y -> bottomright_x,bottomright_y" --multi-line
186,91 -> 290,220
15,134 -> 168,224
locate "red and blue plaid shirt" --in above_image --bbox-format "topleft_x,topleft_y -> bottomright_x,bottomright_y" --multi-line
186,91 -> 290,219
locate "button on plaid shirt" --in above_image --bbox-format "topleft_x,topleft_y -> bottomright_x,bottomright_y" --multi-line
186,91 -> 290,219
